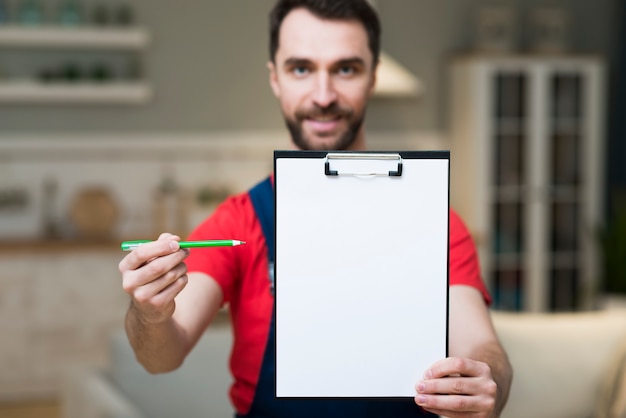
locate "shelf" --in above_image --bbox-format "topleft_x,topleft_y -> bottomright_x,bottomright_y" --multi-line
0,80 -> 153,105
494,118 -> 526,135
551,252 -> 580,269
491,186 -> 527,202
491,253 -> 523,269
548,186 -> 580,201
0,25 -> 150,50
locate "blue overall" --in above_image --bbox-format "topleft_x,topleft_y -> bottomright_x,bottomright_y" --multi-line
240,177 -> 435,418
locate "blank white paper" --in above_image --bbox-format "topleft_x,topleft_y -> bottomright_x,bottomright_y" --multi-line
275,152 -> 449,398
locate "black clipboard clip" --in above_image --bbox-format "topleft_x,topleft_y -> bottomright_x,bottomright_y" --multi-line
324,153 -> 403,177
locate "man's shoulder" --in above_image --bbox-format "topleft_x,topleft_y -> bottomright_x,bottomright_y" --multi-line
449,208 -> 469,234
209,177 -> 274,223
215,190 -> 254,215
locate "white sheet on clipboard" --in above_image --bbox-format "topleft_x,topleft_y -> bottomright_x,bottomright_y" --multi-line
275,151 -> 449,398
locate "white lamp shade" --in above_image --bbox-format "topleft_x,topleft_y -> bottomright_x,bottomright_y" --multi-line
373,51 -> 423,98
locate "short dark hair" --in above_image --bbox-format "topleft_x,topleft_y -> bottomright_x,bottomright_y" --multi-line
269,0 -> 381,64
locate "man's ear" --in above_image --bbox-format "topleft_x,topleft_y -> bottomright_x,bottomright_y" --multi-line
267,61 -> 281,98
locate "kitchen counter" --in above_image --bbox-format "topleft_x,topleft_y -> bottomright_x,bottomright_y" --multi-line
0,238 -> 123,254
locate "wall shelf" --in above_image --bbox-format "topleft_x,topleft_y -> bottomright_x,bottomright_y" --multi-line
0,80 -> 153,105
0,25 -> 150,50
0,25 -> 153,105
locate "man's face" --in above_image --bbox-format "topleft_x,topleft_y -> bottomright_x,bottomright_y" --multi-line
268,8 -> 377,151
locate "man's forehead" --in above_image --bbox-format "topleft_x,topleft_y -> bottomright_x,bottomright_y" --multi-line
276,8 -> 371,64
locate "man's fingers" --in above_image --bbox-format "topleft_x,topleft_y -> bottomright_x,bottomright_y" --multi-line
117,234 -> 186,325
416,357 -> 497,416
425,357 -> 491,379
131,262 -> 189,303
122,250 -> 186,292
119,233 -> 189,304
119,238 -> 181,272
152,273 -> 189,307
415,392 -> 495,415
133,273 -> 189,320
158,232 -> 180,241
417,376 -> 483,396
416,394 -> 496,416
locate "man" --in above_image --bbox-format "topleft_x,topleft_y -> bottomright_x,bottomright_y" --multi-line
119,1 -> 512,417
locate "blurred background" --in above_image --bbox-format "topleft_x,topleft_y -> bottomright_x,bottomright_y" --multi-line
0,0 -> 625,417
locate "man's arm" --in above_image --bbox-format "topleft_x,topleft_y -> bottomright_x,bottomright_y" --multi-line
415,285 -> 513,417
120,233 -> 224,374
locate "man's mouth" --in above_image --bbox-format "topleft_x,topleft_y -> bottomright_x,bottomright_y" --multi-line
295,104 -> 353,135
308,114 -> 340,122
305,115 -> 341,133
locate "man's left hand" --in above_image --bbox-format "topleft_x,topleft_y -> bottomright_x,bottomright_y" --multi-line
415,356 -> 498,418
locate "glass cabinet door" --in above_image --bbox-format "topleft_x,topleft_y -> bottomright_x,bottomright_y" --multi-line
490,71 -> 527,311
488,67 -> 590,312
450,56 -> 603,313
548,71 -> 584,311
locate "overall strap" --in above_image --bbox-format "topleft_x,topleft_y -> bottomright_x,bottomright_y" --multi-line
249,176 -> 275,295
248,176 -> 274,263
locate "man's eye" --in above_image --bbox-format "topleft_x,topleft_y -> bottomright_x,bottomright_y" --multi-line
338,66 -> 356,76
293,67 -> 309,76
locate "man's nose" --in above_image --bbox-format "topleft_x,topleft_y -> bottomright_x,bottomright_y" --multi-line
312,73 -> 338,108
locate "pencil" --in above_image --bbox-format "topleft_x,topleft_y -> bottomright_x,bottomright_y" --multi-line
121,240 -> 246,251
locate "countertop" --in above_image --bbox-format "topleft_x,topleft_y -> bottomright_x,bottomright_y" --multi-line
0,238 -> 122,254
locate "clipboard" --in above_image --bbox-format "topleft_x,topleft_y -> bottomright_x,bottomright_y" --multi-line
274,150 -> 450,399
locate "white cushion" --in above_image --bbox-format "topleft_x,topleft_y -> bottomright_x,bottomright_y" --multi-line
492,310 -> 626,418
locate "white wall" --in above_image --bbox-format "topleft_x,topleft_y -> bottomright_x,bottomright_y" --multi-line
0,131 -> 445,240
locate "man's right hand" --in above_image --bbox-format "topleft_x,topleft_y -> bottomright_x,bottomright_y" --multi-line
119,233 -> 190,325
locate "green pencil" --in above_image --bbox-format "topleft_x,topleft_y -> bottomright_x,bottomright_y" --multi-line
121,239 -> 246,251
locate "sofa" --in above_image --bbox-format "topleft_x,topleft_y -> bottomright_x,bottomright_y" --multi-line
62,309 -> 626,418
62,317 -> 234,418
492,309 -> 626,418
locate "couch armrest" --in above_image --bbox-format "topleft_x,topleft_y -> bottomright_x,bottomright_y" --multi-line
61,367 -> 144,418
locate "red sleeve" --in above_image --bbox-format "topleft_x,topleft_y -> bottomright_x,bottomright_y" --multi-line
185,193 -> 257,304
449,209 -> 492,305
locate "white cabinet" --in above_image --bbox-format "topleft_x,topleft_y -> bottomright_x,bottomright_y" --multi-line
0,246 -> 128,399
0,25 -> 153,105
449,55 -> 605,312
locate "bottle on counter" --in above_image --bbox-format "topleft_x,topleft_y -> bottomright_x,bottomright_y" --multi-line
18,0 -> 43,26
90,62 -> 113,82
0,0 -> 9,25
115,3 -> 133,26
62,62 -> 83,82
91,3 -> 110,25
153,167 -> 190,237
41,177 -> 59,239
58,0 -> 83,26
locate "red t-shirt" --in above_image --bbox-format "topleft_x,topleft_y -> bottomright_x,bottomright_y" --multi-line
186,188 -> 490,415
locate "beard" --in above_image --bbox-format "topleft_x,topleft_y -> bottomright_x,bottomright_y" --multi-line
284,102 -> 365,151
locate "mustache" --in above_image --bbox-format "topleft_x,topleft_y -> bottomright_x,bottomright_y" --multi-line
295,103 -> 353,120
